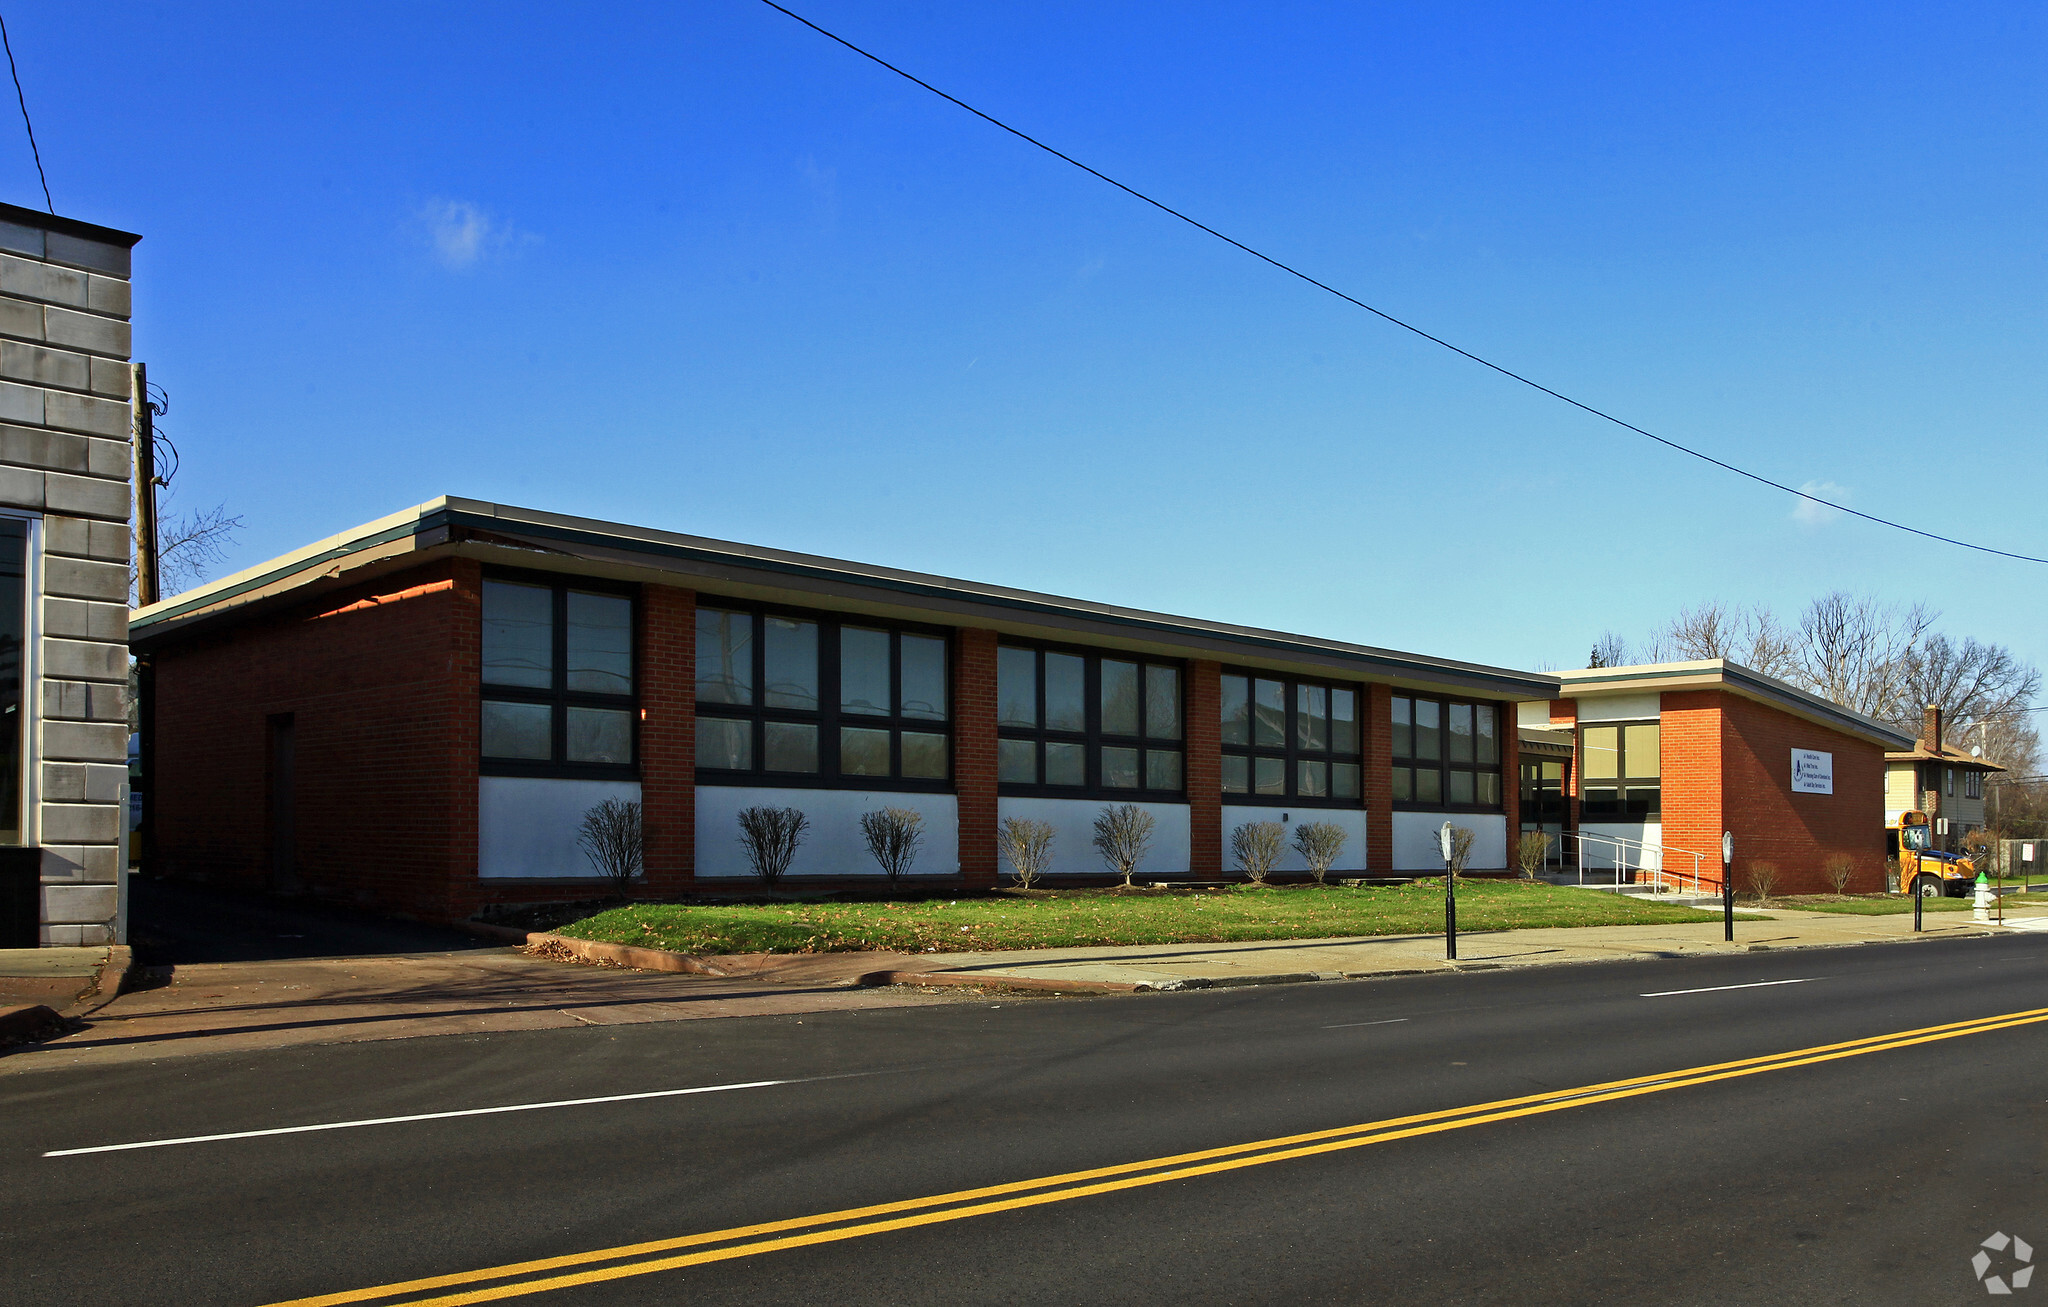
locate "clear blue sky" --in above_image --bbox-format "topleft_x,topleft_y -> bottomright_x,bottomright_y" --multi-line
5,2 -> 2043,676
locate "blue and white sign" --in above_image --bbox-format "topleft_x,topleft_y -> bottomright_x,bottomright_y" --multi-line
1791,749 -> 1834,795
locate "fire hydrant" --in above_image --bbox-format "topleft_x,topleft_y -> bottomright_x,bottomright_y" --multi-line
1974,870 -> 1996,924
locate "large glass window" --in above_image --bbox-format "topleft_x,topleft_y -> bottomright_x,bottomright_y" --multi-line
1220,671 -> 1361,805
481,576 -> 636,776
1579,721 -> 1659,818
1392,693 -> 1502,810
696,605 -> 949,788
997,645 -> 1181,796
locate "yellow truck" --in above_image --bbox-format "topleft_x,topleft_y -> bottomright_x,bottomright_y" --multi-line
1889,810 -> 1977,898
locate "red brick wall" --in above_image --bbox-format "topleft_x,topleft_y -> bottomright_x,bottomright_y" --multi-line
1499,708 -> 1519,858
1549,699 -> 1580,832
1658,691 -> 1728,891
1365,683 -> 1393,873
955,628 -> 999,885
1715,691 -> 1888,896
641,585 -> 695,895
154,559 -> 483,922
1186,660 -> 1221,878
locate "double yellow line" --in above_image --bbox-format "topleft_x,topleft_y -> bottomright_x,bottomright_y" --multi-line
264,1004 -> 2048,1307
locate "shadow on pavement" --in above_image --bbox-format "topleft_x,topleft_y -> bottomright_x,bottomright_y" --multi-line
127,876 -> 497,966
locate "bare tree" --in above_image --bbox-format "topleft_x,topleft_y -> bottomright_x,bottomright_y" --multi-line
1587,632 -> 1631,668
1795,592 -> 1934,717
1515,831 -> 1552,879
997,817 -> 1055,889
576,798 -> 643,899
1092,804 -> 1156,888
737,806 -> 808,887
1642,601 -> 1799,679
152,504 -> 245,597
1292,822 -> 1348,885
1232,821 -> 1286,884
859,807 -> 925,886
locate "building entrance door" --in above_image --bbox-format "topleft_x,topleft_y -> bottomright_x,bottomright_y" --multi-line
1520,756 -> 1566,872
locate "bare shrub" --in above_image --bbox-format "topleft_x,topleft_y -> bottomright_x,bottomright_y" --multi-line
737,806 -> 809,888
859,807 -> 926,886
997,817 -> 1055,889
1448,825 -> 1476,879
1823,853 -> 1855,896
576,798 -> 643,899
1231,821 -> 1285,885
1516,831 -> 1553,880
1292,822 -> 1348,885
1744,860 -> 1779,905
1092,803 -> 1156,888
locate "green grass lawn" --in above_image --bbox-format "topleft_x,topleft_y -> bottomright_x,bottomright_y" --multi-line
1779,894 -> 1976,915
555,879 -> 1729,957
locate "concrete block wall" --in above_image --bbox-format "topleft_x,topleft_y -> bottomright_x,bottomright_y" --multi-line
0,204 -> 138,945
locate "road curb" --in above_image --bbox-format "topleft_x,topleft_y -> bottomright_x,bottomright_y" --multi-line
862,970 -> 1143,995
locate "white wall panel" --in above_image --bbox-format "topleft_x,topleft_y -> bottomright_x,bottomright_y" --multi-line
480,777 -> 641,880
1575,693 -> 1661,722
996,797 -> 1190,877
1391,811 -> 1508,872
695,787 -> 958,880
1219,806 -> 1367,874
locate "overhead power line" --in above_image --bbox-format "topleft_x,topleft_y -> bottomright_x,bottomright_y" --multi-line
758,1 -> 2048,566
0,10 -> 49,212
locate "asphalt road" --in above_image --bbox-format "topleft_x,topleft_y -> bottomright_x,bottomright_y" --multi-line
5,934 -> 2046,1306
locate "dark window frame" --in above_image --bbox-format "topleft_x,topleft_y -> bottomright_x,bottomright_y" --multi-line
1391,692 -> 1506,813
996,640 -> 1186,800
479,568 -> 640,781
694,598 -> 954,793
1577,719 -> 1661,819
1217,668 -> 1364,809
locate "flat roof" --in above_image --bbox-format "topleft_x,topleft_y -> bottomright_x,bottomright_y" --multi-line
0,200 -> 142,248
1557,659 -> 1916,750
131,497 -> 1561,700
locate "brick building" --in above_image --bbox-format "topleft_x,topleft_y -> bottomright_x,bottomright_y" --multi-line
1531,661 -> 1913,896
130,498 -> 1553,921
0,203 -> 139,947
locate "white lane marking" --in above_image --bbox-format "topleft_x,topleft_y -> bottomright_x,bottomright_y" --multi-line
1323,1017 -> 1412,1029
45,1078 -> 797,1157
1640,978 -> 1821,998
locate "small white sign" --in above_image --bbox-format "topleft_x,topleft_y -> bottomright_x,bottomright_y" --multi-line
1791,749 -> 1834,795
2026,845 -> 2037,863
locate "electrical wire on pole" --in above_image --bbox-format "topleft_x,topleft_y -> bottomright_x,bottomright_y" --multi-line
757,0 -> 2048,566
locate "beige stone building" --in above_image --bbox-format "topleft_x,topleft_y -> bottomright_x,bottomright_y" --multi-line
0,201 -> 139,946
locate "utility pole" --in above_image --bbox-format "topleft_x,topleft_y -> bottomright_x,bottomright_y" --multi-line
132,362 -> 160,607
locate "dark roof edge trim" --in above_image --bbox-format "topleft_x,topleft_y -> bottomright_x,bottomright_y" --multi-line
0,201 -> 142,248
1561,662 -> 1916,750
129,514 -> 437,633
133,502 -> 1557,697
458,511 -> 1555,696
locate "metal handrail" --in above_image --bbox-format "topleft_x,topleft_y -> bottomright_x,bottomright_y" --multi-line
1528,830 -> 1718,898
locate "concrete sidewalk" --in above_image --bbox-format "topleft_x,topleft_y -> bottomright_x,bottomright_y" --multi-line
1,945 -> 1007,1073
861,906 -> 2033,990
5,904 -> 2036,1072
